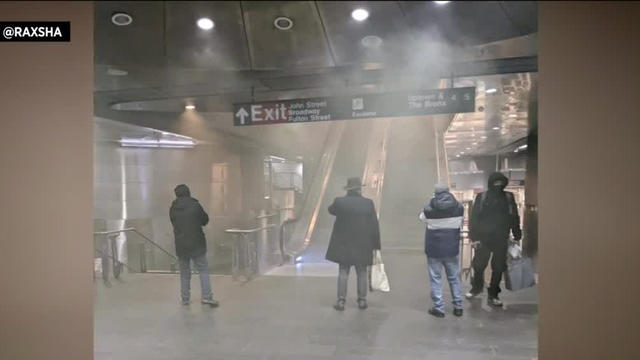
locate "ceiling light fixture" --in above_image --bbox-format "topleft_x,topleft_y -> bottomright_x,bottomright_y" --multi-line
111,12 -> 133,26
269,155 -> 286,162
434,1 -> 451,4
509,114 -> 517,118
185,105 -> 196,110
493,126 -> 501,130
274,16 -> 294,30
362,35 -> 383,48
119,138 -> 196,149
107,68 -> 128,76
486,88 -> 498,94
197,18 -> 214,30
351,8 -> 369,21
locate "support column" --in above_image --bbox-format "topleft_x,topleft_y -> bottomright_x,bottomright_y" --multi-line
0,2 -> 93,359
539,2 -> 640,359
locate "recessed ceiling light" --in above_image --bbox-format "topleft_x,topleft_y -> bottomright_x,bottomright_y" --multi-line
111,12 -> 133,26
274,16 -> 293,30
466,147 -> 472,150
509,114 -> 517,118
362,35 -> 383,48
351,8 -> 369,21
434,1 -> 451,4
185,105 -> 196,110
456,154 -> 461,158
493,126 -> 501,130
472,142 -> 478,145
481,136 -> 487,139
197,18 -> 214,30
486,88 -> 498,94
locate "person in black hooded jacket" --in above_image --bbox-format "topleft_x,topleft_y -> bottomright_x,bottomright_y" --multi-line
467,172 -> 522,307
170,184 -> 218,307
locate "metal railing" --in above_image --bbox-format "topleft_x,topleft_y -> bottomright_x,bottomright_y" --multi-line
93,228 -> 178,281
279,218 -> 299,265
460,229 -> 473,279
95,214 -> 298,282
225,224 -> 277,281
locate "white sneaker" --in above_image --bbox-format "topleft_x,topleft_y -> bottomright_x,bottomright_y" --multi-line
488,297 -> 503,307
201,298 -> 219,307
465,290 -> 482,299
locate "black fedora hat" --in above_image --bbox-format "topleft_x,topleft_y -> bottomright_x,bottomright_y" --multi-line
344,177 -> 365,191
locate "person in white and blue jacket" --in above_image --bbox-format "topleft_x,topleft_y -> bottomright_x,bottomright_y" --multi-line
419,183 -> 465,318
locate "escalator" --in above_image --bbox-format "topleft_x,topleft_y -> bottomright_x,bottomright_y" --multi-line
285,116 -> 438,264
378,117 -> 438,250
299,120 -> 373,263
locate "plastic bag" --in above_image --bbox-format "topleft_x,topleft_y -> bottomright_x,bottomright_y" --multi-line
508,242 -> 522,260
505,257 -> 536,291
370,250 -> 390,292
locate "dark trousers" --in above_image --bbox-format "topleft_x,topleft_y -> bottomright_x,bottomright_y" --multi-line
338,264 -> 367,301
471,240 -> 508,297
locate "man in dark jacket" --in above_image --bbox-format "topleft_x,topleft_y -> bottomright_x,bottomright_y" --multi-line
326,177 -> 381,311
467,172 -> 522,307
170,184 -> 218,307
420,184 -> 465,318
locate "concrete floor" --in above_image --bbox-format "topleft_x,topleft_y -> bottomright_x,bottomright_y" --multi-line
95,250 -> 538,360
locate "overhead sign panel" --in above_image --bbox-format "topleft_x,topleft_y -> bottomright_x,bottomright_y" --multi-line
233,87 -> 475,126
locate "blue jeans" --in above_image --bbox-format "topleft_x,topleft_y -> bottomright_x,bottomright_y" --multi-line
427,256 -> 463,312
179,254 -> 213,301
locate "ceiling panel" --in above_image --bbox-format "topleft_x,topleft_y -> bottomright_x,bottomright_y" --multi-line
94,1 -> 538,143
398,1 -> 521,46
243,1 -> 334,70
94,1 -> 166,67
165,1 -> 251,70
499,1 -> 538,35
317,1 -> 413,66
445,72 -> 534,158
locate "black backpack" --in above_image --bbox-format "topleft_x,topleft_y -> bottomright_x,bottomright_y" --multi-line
477,191 -> 515,216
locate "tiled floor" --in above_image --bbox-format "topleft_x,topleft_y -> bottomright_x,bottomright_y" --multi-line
95,250 -> 538,360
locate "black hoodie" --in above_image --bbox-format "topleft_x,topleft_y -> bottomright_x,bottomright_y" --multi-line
469,172 -> 522,243
170,185 -> 209,258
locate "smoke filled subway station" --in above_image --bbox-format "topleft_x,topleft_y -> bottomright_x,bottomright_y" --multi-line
1,2 -> 638,360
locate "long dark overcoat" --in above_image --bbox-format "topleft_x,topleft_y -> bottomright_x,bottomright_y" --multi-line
325,192 -> 381,266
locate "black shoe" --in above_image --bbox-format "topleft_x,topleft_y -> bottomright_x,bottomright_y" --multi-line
428,307 -> 445,318
488,296 -> 503,307
333,300 -> 345,311
453,308 -> 463,317
357,299 -> 368,310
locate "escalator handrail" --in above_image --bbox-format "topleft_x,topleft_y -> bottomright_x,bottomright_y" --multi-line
224,223 -> 277,234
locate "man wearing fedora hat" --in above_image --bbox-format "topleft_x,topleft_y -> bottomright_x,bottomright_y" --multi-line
326,177 -> 381,311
